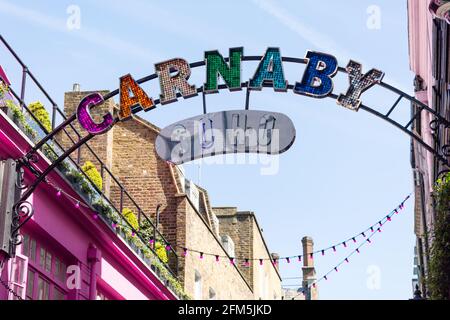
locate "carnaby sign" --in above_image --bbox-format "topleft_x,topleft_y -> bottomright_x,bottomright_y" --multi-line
76,47 -> 385,163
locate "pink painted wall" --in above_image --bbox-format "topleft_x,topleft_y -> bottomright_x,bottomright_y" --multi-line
408,0 -> 436,216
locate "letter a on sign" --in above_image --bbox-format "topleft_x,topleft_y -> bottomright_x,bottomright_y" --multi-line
119,74 -> 154,120
249,47 -> 287,91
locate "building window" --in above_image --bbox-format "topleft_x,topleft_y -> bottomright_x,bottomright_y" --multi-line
8,254 -> 28,300
221,235 -> 235,257
209,287 -> 216,300
194,270 -> 202,300
20,232 -> 69,300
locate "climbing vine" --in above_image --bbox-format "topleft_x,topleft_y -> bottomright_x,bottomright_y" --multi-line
428,172 -> 450,300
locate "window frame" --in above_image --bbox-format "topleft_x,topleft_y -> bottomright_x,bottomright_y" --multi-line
20,231 -> 73,300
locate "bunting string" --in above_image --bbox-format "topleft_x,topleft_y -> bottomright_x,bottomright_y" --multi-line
44,179 -> 411,266
291,213 -> 389,300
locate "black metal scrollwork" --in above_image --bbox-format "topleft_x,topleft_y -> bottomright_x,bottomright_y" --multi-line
9,163 -> 34,256
10,200 -> 34,247
429,118 -> 450,131
441,145 -> 450,157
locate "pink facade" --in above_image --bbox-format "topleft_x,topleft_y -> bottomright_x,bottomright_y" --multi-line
408,0 -> 450,295
0,108 -> 178,300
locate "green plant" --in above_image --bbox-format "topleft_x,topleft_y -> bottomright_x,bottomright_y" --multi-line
428,172 -> 450,300
122,208 -> 139,231
139,218 -> 153,242
28,101 -> 51,133
0,81 -> 8,98
67,169 -> 84,184
56,160 -> 71,174
81,161 -> 102,191
80,180 -> 94,197
42,143 -> 59,162
155,241 -> 169,264
152,259 -> 188,299
4,99 -> 37,139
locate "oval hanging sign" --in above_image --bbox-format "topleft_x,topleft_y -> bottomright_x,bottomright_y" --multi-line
155,110 -> 296,164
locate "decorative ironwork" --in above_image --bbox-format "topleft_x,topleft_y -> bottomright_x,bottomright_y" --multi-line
1,32 -> 448,268
441,145 -> 450,157
9,164 -> 30,256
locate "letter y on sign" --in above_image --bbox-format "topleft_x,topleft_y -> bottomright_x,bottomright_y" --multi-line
337,60 -> 384,111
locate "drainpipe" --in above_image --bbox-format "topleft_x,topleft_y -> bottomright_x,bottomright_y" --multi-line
87,244 -> 101,300
153,204 -> 162,244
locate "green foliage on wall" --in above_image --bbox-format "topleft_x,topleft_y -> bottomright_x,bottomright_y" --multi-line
155,241 -> 169,264
28,101 -> 51,133
428,172 -> 450,300
4,99 -> 36,138
0,81 -> 8,97
122,208 -> 139,231
82,161 -> 102,191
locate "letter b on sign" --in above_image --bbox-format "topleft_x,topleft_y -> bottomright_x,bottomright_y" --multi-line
294,51 -> 338,98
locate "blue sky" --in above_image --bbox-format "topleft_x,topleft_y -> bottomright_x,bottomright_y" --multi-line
0,0 -> 417,299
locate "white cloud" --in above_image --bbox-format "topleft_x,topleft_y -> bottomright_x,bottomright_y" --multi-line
251,0 -> 354,64
0,0 -> 162,63
251,0 -> 412,94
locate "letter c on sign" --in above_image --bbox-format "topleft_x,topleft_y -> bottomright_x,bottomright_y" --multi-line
77,93 -> 113,135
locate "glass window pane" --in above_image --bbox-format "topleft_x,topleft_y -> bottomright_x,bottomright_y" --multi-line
37,277 -> 49,300
39,248 -> 46,269
22,234 -> 29,257
55,258 -> 60,277
29,239 -> 36,262
26,270 -> 35,299
11,259 -> 21,283
11,286 -> 23,300
45,252 -> 52,273
59,262 -> 66,282
53,287 -> 65,300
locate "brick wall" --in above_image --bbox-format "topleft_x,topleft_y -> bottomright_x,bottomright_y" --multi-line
184,204 -> 253,299
61,90 -> 259,299
214,208 -> 282,299
214,208 -> 253,287
252,222 -> 282,300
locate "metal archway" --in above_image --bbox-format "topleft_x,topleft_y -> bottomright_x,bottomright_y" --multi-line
6,54 -> 450,258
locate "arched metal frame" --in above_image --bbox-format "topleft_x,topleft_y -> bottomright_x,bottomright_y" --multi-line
103,56 -> 450,166
9,55 -> 450,257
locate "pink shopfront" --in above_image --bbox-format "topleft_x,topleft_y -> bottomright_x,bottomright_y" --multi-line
0,41 -> 180,300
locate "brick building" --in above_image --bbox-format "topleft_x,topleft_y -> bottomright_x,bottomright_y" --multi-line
59,86 -> 282,300
281,236 -> 318,300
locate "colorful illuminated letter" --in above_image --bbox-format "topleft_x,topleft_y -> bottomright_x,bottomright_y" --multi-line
204,47 -> 243,93
294,51 -> 338,98
155,58 -> 197,105
119,74 -> 154,120
249,47 -> 287,91
76,93 -> 113,135
337,60 -> 384,111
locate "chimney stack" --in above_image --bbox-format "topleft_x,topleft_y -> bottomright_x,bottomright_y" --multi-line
72,83 -> 80,92
301,236 -> 318,300
271,252 -> 280,271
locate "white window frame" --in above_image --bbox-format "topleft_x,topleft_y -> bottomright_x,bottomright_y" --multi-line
8,253 -> 28,300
